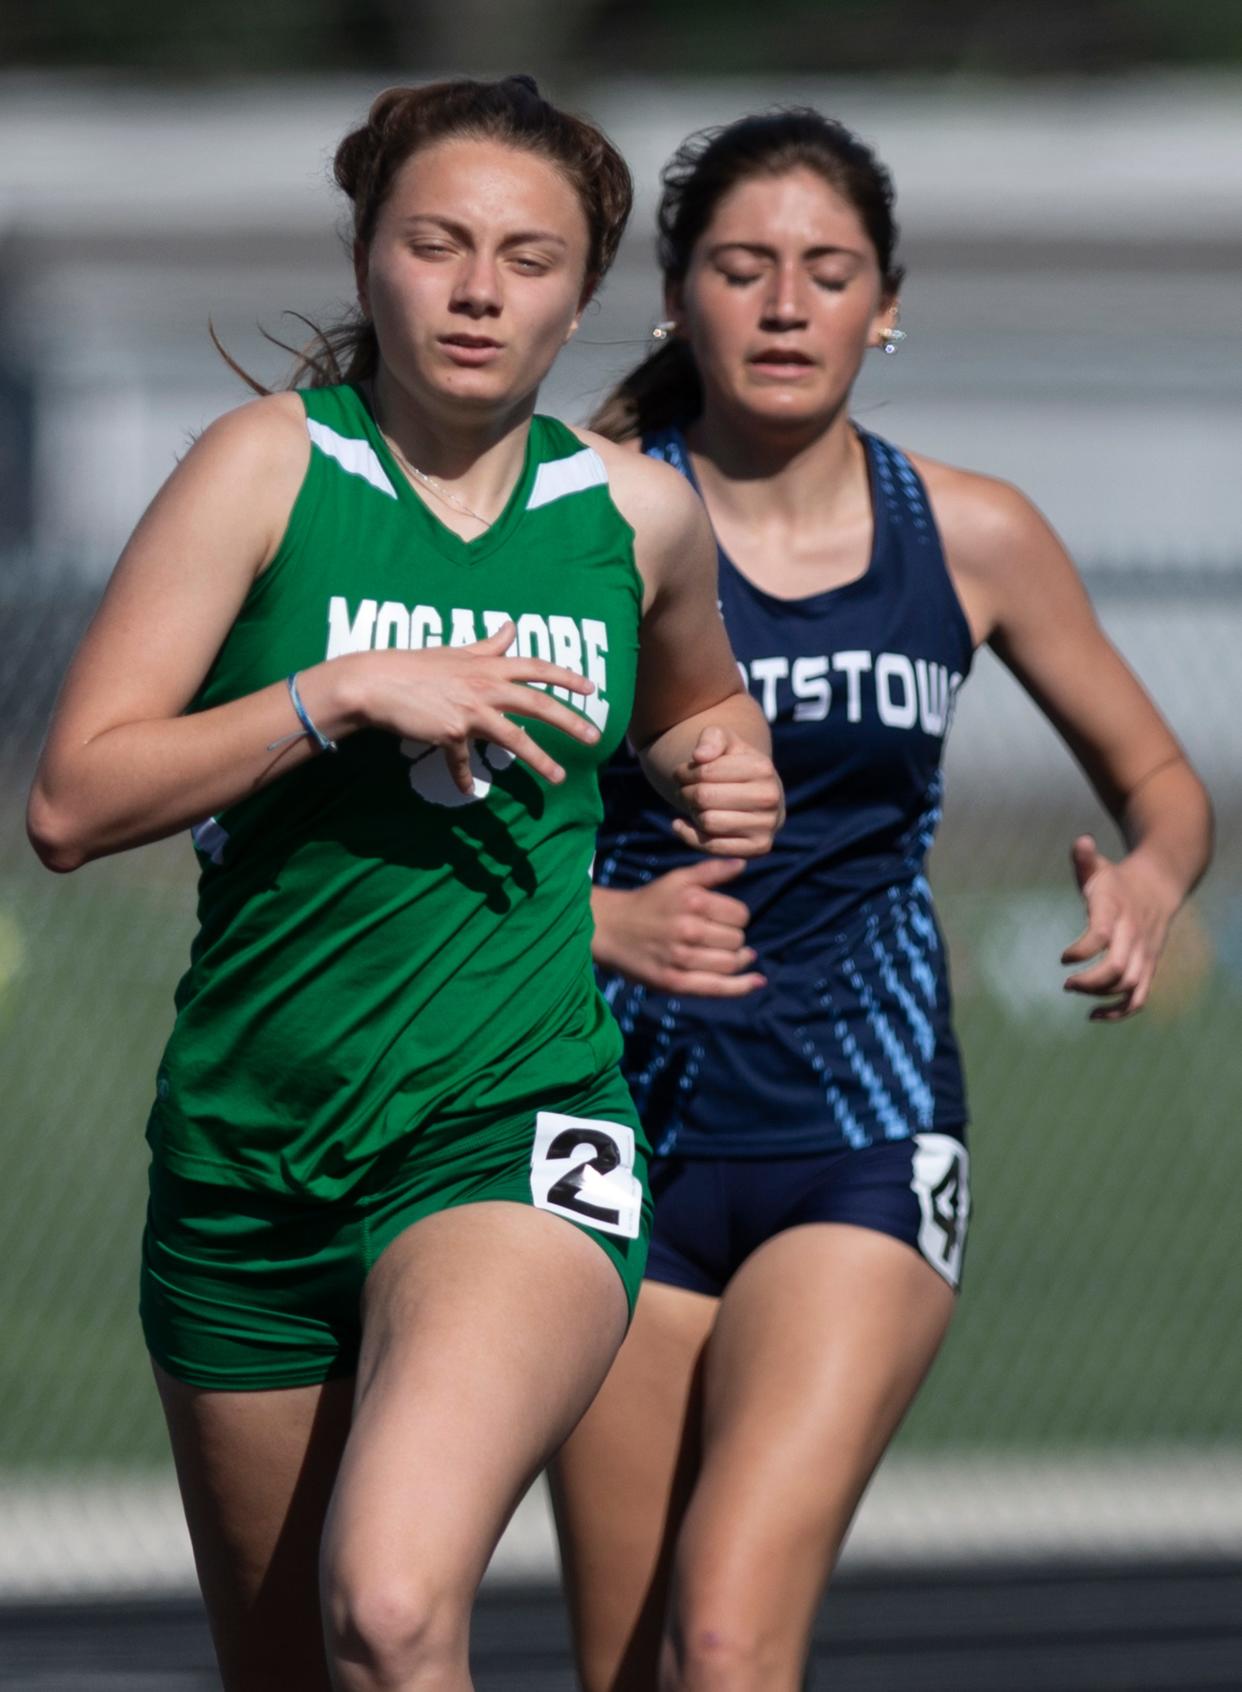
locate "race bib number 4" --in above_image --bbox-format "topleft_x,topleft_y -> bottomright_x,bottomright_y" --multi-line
530,1111 -> 643,1241
911,1132 -> 971,1289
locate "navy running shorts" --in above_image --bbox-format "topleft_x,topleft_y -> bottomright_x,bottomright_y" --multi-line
645,1130 -> 970,1297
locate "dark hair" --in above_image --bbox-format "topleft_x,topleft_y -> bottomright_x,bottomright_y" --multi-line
218,75 -> 633,394
591,108 -> 903,441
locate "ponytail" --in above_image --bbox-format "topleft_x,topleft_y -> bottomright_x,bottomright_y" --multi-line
589,338 -> 702,442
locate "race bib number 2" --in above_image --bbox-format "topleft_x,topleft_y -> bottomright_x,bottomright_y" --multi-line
530,1111 -> 643,1241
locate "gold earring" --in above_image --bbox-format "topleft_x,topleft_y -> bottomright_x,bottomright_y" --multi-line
879,326 -> 907,356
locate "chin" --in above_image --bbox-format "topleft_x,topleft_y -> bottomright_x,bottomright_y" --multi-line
743,394 -> 830,431
423,368 -> 521,412
740,373 -> 851,426
439,354 -> 555,411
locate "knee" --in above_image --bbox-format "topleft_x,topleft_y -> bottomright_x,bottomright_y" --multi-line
665,1603 -> 780,1692
323,1568 -> 466,1686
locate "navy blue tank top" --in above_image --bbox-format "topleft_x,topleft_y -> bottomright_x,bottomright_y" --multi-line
596,425 -> 975,1157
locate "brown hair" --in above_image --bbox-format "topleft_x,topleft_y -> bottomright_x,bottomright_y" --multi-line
218,75 -> 633,394
591,108 -> 904,441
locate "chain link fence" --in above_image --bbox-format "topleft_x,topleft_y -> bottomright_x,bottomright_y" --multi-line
2,554 -> 1240,1594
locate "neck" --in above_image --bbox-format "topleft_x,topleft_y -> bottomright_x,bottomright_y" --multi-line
369,367 -> 535,518
685,399 -> 867,530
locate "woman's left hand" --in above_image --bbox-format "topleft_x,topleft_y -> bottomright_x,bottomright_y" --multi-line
671,726 -> 785,858
1061,834 -> 1180,1021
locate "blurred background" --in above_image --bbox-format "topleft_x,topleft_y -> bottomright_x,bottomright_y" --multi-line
1,2 -> 1240,1686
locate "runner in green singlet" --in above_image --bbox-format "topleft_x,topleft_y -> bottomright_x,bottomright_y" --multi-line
27,78 -> 783,1692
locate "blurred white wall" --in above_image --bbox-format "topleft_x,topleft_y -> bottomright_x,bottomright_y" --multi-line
1,74 -> 1239,803
2,73 -> 1239,564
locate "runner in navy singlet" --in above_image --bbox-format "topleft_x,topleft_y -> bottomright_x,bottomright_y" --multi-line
598,423 -> 971,1172
550,111 -> 1212,1692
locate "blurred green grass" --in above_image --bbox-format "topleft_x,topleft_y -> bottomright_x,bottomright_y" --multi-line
3,818 -> 1241,1470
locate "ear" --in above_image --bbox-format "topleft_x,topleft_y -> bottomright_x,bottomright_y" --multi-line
353,238 -> 371,317
867,290 -> 900,350
565,272 -> 598,345
663,278 -> 685,328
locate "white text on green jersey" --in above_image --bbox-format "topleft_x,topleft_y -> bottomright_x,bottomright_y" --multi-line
325,596 -> 611,730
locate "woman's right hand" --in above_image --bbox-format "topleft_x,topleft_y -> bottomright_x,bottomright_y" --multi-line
308,621 -> 600,794
592,861 -> 765,998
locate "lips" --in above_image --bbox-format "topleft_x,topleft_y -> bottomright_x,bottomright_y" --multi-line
438,334 -> 505,367
749,347 -> 814,367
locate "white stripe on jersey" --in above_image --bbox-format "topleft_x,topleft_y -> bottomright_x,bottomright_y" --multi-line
306,420 -> 398,499
526,447 -> 608,512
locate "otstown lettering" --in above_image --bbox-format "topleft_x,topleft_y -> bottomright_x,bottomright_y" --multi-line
740,650 -> 962,737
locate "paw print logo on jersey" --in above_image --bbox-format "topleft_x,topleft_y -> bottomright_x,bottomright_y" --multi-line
400,737 -> 515,808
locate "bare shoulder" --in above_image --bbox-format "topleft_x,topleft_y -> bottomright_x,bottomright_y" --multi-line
570,425 -> 713,606
158,392 -> 310,569
906,450 -> 1064,572
571,425 -> 706,548
904,448 -> 1092,648
188,390 -> 310,480
115,391 -> 311,593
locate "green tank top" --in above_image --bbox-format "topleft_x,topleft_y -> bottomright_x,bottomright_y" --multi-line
147,384 -> 642,1199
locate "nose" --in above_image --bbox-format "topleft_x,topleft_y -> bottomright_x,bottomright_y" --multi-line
450,251 -> 502,318
759,262 -> 809,331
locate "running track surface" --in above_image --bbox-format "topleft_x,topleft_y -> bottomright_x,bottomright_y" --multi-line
3,1561 -> 1241,1690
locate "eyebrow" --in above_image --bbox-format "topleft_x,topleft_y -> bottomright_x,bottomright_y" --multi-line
707,240 -> 866,263
400,214 -> 570,249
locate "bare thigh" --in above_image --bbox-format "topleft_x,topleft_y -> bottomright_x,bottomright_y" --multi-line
666,1224 -> 956,1690
153,1361 -> 354,1692
321,1202 -> 630,1691
549,1279 -> 718,1692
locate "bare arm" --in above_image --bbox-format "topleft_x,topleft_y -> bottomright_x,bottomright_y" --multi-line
575,434 -> 779,996
29,401 -> 607,871
28,395 -> 319,868
591,436 -> 784,858
926,462 -> 1213,1018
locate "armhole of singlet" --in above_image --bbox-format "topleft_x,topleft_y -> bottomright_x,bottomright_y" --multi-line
232,393 -> 327,617
871,433 -> 976,659
562,426 -> 657,613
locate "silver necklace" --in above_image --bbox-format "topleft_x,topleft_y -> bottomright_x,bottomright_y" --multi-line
378,422 -> 493,530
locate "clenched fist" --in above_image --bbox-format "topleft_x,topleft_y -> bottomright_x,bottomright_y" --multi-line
670,726 -> 784,858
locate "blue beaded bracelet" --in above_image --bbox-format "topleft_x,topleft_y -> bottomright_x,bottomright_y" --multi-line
287,671 -> 338,752
267,671 -> 338,754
